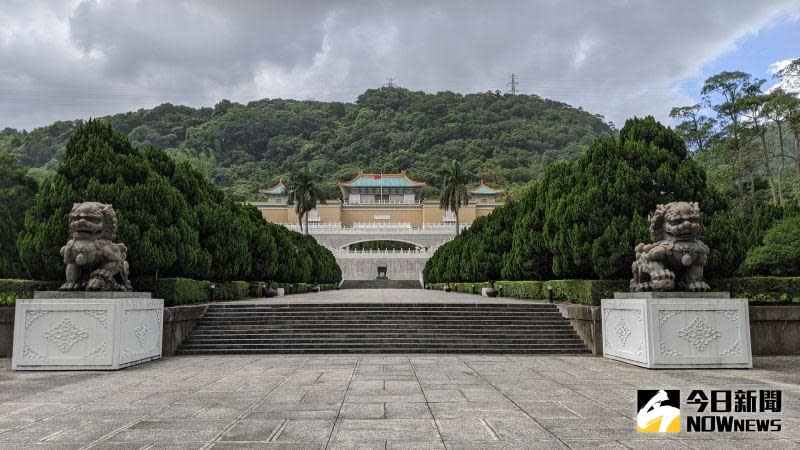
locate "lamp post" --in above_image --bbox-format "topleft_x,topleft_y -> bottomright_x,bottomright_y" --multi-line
547,284 -> 554,303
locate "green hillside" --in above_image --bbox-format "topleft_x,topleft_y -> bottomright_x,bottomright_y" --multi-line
1,87 -> 613,199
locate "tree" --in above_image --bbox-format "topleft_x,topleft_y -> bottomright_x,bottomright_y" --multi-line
0,153 -> 38,277
438,159 -> 471,236
425,116 -> 730,282
739,213 -> 800,276
775,59 -> 800,171
739,86 -> 781,205
762,89 -> 797,204
3,89 -> 614,202
669,104 -> 717,154
16,120 -> 342,284
701,71 -> 764,210
18,121 -> 211,280
287,168 -> 326,235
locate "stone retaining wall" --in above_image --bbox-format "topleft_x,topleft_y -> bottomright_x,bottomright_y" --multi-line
558,303 -> 800,356
557,304 -> 603,355
0,303 -> 208,358
0,307 -> 13,358
161,304 -> 208,356
749,306 -> 800,355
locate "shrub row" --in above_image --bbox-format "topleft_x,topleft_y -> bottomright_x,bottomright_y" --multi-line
710,277 -> 800,303
0,279 -> 61,306
428,280 -> 626,305
0,278 -> 341,307
146,279 -> 338,305
134,277 -> 210,306
429,277 -> 800,306
245,281 -> 337,296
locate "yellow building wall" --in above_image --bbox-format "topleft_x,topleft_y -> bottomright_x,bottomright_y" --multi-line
422,203 -> 444,224
259,206 -> 291,224
340,208 -> 424,227
253,201 -> 501,226
315,204 -> 342,223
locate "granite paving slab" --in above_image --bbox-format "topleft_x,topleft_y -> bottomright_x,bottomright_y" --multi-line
0,355 -> 797,448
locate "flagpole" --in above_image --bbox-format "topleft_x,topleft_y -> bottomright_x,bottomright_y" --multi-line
380,170 -> 383,203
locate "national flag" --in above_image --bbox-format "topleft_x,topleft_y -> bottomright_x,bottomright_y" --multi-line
374,174 -> 382,180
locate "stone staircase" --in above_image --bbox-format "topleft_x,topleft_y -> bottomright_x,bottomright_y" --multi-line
339,280 -> 421,289
176,303 -> 589,354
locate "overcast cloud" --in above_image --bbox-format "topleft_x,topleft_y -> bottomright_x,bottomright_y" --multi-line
0,0 -> 798,130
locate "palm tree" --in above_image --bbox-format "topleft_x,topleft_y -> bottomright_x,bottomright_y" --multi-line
288,168 -> 326,235
438,159 -> 470,236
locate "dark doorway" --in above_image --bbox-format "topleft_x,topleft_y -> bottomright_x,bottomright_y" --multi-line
376,266 -> 387,279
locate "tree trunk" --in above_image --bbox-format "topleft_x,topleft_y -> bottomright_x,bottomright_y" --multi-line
298,213 -> 304,235
776,120 -> 786,204
748,167 -> 756,216
794,129 -> 800,171
758,133 -> 778,205
454,208 -> 460,237
304,212 -> 309,235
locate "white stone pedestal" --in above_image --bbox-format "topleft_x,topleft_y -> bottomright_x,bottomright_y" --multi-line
601,292 -> 752,369
12,292 -> 163,370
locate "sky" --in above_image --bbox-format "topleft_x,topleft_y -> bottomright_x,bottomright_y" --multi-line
0,0 -> 798,131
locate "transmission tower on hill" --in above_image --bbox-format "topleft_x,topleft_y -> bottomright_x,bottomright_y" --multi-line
383,78 -> 396,88
506,73 -> 518,95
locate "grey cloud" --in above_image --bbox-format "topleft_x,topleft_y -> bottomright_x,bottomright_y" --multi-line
0,0 -> 797,130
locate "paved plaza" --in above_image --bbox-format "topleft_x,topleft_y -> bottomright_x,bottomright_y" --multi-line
0,355 -> 798,449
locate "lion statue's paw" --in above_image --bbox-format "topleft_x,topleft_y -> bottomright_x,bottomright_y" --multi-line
650,269 -> 675,291
686,281 -> 710,292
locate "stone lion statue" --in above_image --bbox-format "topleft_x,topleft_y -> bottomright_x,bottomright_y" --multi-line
59,202 -> 132,291
630,201 -> 710,292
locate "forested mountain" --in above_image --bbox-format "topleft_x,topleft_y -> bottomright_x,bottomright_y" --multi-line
1,87 -> 613,199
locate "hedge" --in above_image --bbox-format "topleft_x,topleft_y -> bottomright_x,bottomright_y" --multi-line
275,283 -> 338,294
429,277 -> 800,306
0,279 -> 62,306
428,280 -> 626,305
2,278 -> 340,307
711,277 -> 800,303
135,277 -> 210,306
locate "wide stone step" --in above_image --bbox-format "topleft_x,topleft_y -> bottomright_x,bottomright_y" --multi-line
201,312 -> 565,318
179,341 -> 589,350
176,348 -> 590,355
178,302 -> 588,355
339,280 -> 421,289
188,329 -> 575,336
185,335 -> 584,343
197,317 -> 561,325
209,304 -> 554,310
192,324 -> 575,332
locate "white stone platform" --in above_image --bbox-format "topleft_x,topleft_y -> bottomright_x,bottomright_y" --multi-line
12,292 -> 163,371
601,292 -> 752,369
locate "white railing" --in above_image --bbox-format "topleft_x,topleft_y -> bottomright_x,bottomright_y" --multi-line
421,223 -> 468,230
281,222 -> 469,233
352,221 -> 412,230
283,222 -> 343,232
333,248 -> 432,255
330,244 -> 440,255
345,200 -> 420,205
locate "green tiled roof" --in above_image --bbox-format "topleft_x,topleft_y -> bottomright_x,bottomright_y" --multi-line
339,172 -> 424,188
263,186 -> 285,195
470,182 -> 502,195
259,180 -> 286,195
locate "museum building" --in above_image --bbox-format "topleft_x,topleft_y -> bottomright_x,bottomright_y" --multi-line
251,171 -> 504,228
